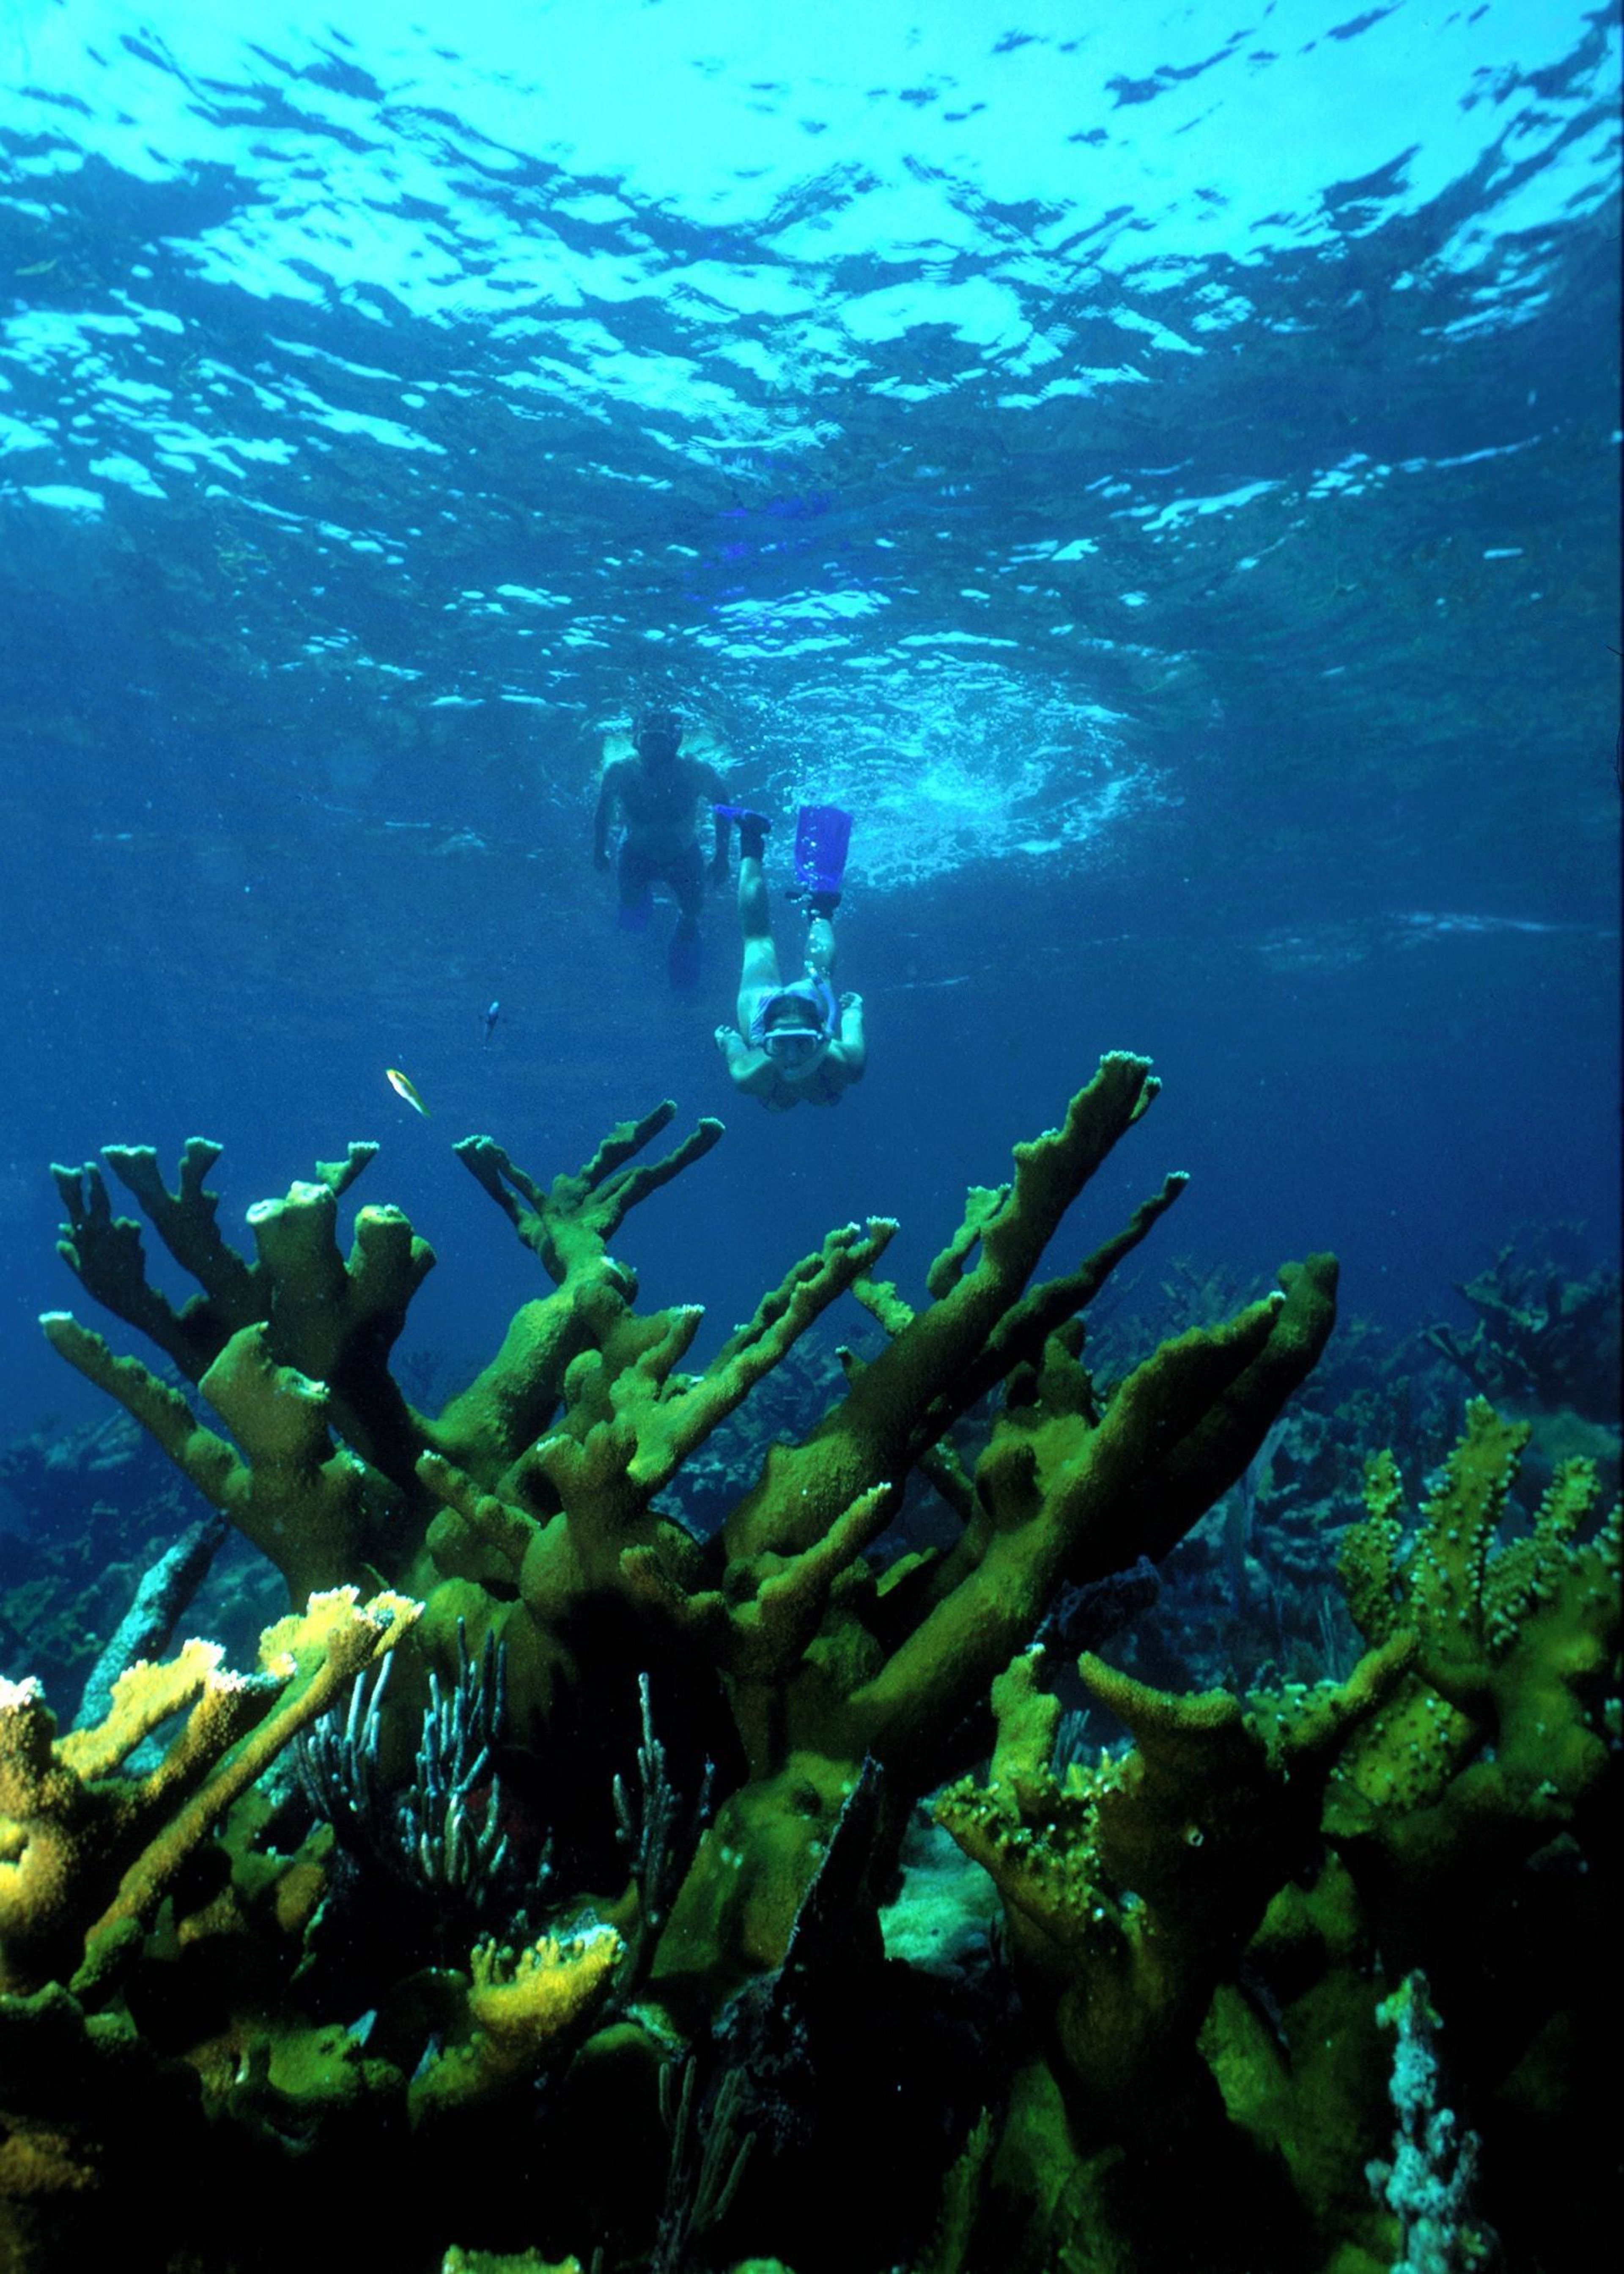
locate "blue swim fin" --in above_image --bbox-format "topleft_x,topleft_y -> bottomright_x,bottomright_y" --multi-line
793,804 -> 852,898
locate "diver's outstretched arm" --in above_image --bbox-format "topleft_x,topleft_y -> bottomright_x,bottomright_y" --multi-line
715,1024 -> 776,1100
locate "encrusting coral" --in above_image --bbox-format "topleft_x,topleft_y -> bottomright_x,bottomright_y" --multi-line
0,1061 -> 1614,2274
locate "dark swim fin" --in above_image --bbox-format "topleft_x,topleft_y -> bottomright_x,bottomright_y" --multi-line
793,804 -> 852,898
715,803 -> 771,860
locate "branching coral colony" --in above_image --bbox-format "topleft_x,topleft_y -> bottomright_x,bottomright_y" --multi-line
0,1056 -> 1616,2274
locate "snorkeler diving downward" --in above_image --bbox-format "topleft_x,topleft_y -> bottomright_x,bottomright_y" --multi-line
713,805 -> 865,1111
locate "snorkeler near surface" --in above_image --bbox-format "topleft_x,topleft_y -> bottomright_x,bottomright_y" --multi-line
593,704 -> 732,990
713,803 -> 866,1110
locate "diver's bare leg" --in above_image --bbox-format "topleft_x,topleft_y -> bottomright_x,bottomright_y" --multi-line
805,912 -> 835,983
738,854 -> 772,943
736,856 -> 781,1030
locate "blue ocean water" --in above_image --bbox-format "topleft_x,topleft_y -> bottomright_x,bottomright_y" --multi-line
0,0 -> 1618,1447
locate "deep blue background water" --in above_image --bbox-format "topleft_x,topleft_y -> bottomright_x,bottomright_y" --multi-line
1,0 -> 1618,1475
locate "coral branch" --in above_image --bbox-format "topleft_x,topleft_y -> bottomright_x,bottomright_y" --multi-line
936,1632 -> 1413,2135
0,1589 -> 418,1999
455,1104 -> 724,1286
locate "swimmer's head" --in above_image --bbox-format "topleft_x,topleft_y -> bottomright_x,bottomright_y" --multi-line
752,980 -> 836,1071
633,706 -> 684,763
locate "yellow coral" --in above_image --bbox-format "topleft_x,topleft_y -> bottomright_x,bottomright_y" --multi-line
441,2252 -> 586,2274
0,1588 -> 420,1998
409,1924 -> 623,2120
467,1925 -> 623,2058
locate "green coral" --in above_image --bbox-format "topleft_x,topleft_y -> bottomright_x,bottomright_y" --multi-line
927,1401 -> 1618,2272
406,1926 -> 625,2122
8,1069 -> 1615,2274
1331,1396 -> 1619,1851
41,1060 -> 1335,2002
936,1637 -> 1413,2137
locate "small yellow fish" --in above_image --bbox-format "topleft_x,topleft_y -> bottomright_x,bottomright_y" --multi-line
17,258 -> 58,277
386,1067 -> 430,1117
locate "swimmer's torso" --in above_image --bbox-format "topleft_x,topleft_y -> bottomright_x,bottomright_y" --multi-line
611,755 -> 717,858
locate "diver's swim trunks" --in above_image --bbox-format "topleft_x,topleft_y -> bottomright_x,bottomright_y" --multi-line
617,838 -> 705,922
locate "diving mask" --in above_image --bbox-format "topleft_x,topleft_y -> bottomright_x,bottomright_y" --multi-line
749,978 -> 839,1070
761,1023 -> 827,1072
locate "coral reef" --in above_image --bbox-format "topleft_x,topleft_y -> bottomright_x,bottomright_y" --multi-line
1366,1971 -> 1495,2274
39,1066 -> 1333,1983
0,1061 -> 1615,2274
0,1585 -> 417,1999
1426,1228 -> 1621,1426
0,1404 -> 280,1707
926,1404 -> 1617,2272
1100,1241 -> 1620,1711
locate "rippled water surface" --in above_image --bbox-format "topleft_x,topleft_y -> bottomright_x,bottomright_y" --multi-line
0,0 -> 1618,1416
